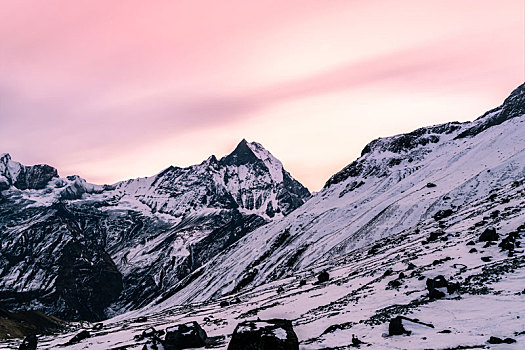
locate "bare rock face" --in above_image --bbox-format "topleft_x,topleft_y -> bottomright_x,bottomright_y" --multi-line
228,319 -> 299,350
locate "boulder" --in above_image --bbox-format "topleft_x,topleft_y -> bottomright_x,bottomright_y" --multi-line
388,316 -> 411,336
18,334 -> 37,350
426,275 -> 448,289
317,271 -> 330,283
228,319 -> 299,350
479,227 -> 499,242
487,336 -> 516,344
164,321 -> 207,350
66,330 -> 90,345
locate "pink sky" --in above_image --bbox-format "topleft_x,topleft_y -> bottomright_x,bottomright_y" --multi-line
1,0 -> 523,190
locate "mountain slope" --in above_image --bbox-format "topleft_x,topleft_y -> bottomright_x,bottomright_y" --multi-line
156,83 -> 525,306
0,140 -> 310,321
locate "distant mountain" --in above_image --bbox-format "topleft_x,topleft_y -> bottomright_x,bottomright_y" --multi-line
0,140 -> 310,321
156,83 -> 525,305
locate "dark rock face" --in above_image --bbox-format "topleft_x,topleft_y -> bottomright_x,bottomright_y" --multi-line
479,227 -> 499,242
164,321 -> 207,350
18,334 -> 37,350
228,319 -> 299,350
0,154 -> 58,190
14,164 -> 58,190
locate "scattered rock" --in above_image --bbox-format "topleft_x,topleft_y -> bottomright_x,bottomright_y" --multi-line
228,319 -> 299,350
388,316 -> 411,336
383,269 -> 393,277
398,272 -> 405,279
438,330 -> 451,334
428,288 -> 446,299
165,321 -> 207,350
487,336 -> 516,344
426,183 -> 437,188
426,275 -> 448,289
299,280 -> 307,287
388,280 -> 402,289
428,230 -> 445,242
220,300 -> 230,308
406,263 -> 417,270
479,227 -> 499,242
469,248 -> 478,253
433,209 -> 453,221
446,282 -> 460,294
135,316 -> 148,323
317,271 -> 330,283
466,240 -> 476,246
18,334 -> 37,350
481,256 -> 492,262
351,334 -> 364,346
66,330 -> 90,345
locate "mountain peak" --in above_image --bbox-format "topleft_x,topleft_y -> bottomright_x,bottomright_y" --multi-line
221,139 -> 260,166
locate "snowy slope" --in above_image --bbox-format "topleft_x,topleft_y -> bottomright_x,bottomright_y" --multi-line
155,83 -> 525,305
8,167 -> 524,349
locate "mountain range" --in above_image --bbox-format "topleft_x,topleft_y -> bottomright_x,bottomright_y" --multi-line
0,83 -> 524,349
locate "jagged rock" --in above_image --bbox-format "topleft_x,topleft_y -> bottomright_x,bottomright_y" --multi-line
164,321 -> 207,350
66,330 -> 90,345
479,227 -> 499,242
18,334 -> 37,350
317,271 -> 330,283
388,316 -> 411,336
228,319 -> 299,350
466,240 -> 475,246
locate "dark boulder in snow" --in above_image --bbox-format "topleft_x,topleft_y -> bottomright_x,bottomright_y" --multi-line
66,330 -> 90,345
388,316 -> 411,336
487,336 -> 516,344
228,319 -> 299,350
18,334 -> 37,350
479,227 -> 499,242
317,271 -> 330,283
164,321 -> 207,350
426,275 -> 448,289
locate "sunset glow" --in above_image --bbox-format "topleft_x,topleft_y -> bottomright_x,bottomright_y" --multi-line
1,0 -> 523,190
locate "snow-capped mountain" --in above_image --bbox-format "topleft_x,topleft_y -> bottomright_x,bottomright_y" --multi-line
153,83 -> 525,305
0,140 -> 310,321
2,84 -> 525,350
6,83 -> 523,350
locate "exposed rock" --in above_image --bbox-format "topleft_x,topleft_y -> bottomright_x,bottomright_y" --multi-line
481,256 -> 492,262
317,271 -> 330,283
388,316 -> 411,336
18,334 -> 37,350
66,330 -> 90,345
479,227 -> 499,242
228,319 -> 299,350
487,336 -> 516,344
164,321 -> 207,350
